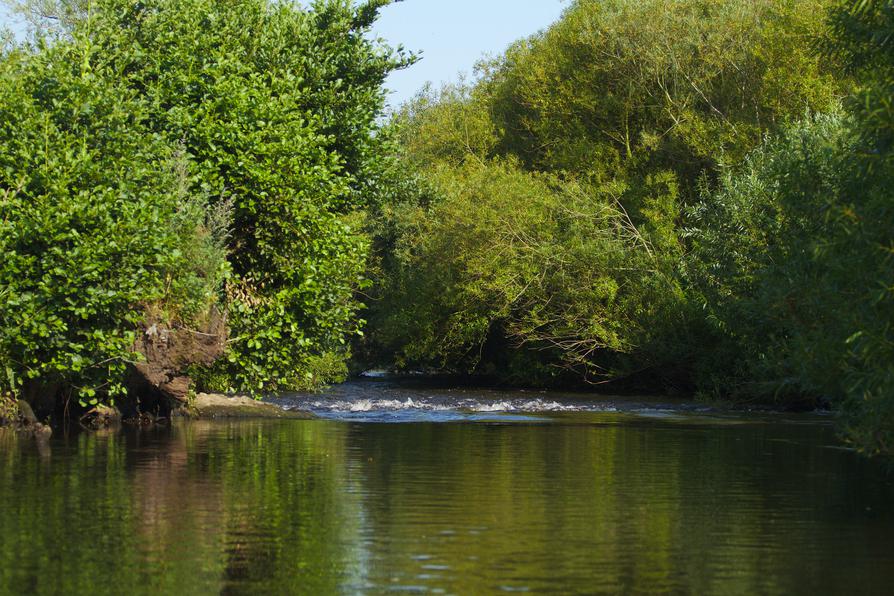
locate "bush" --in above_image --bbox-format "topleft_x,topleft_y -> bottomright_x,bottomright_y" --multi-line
367,159 -> 686,384
0,0 -> 408,405
368,0 -> 845,388
1,0 -> 409,399
687,108 -> 894,454
685,113 -> 854,401
681,0 -> 894,455
77,0 -> 407,392
0,39 -> 227,406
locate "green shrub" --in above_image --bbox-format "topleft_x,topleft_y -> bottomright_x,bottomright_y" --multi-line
0,39 -> 226,406
685,113 -> 854,402
367,159 -> 686,384
687,108 -> 894,454
1,0 -> 409,397
0,0 -> 407,403
75,0 -> 408,392
681,0 -> 894,455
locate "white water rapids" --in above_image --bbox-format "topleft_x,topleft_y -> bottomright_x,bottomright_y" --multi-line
275,379 -> 720,423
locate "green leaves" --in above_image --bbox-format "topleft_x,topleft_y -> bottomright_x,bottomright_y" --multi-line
86,0 -> 401,392
368,0 -> 843,389
0,7 -> 230,404
687,103 -> 894,455
367,158 -> 682,384
474,0 -> 844,191
0,0 -> 404,401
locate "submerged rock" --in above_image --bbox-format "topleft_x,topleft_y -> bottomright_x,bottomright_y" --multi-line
188,393 -> 314,419
79,405 -> 121,430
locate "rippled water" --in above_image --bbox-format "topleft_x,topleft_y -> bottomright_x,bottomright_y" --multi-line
278,379 -> 713,422
1,380 -> 892,594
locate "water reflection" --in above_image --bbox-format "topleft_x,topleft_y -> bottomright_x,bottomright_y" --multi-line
0,413 -> 892,594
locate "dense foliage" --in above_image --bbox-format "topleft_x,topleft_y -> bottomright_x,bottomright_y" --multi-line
368,158 -> 686,385
80,0 -> 407,393
366,0 -> 844,387
687,0 -> 894,454
0,36 -> 227,405
398,0 -> 840,186
365,0 -> 893,454
686,114 -> 855,401
0,0 -> 406,406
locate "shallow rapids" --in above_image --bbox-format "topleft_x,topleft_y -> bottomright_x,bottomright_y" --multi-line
278,378 -> 731,423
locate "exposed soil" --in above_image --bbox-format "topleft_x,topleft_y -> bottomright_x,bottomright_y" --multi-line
122,311 -> 227,419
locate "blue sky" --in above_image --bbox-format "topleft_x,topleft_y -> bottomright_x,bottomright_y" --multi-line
372,0 -> 566,107
0,5 -> 17,33
1,1 -> 567,108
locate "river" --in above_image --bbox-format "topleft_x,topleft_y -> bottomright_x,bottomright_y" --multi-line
0,379 -> 892,594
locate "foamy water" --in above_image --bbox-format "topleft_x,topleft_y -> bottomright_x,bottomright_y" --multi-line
285,396 -> 617,414
273,379 -> 717,423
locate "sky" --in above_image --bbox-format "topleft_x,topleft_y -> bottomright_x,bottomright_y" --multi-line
0,6 -> 17,32
1,0 -> 568,108
373,0 -> 566,108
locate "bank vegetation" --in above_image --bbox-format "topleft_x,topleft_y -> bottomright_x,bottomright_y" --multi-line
0,0 -> 891,455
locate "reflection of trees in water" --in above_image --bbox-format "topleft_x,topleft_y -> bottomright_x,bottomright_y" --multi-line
0,429 -> 145,593
120,424 -> 228,592
122,420 -> 362,594
1,419 -> 893,593
340,419 -> 894,594
0,421 -> 364,594
339,422 -> 628,592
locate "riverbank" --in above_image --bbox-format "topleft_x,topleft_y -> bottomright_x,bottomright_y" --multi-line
188,393 -> 314,420
0,375 -> 838,440
0,391 -> 315,435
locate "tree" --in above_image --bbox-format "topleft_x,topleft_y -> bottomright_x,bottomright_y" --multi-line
0,0 -> 411,408
0,35 -> 227,406
367,0 -> 844,389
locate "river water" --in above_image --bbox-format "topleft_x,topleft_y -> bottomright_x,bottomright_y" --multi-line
1,380 -> 892,594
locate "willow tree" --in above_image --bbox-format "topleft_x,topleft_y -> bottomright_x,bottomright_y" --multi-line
685,0 -> 894,455
366,0 -> 845,387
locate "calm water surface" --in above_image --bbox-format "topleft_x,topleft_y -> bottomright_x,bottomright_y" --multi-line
1,381 -> 892,594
